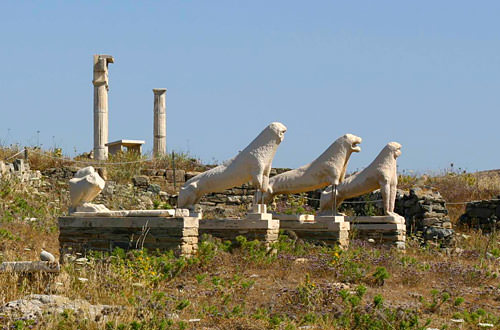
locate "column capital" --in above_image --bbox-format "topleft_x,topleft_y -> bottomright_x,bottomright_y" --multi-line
153,88 -> 167,95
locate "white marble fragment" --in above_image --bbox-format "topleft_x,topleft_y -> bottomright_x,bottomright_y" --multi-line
39,250 -> 55,262
69,166 -> 109,213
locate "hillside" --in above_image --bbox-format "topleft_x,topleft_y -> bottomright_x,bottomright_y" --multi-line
0,147 -> 499,329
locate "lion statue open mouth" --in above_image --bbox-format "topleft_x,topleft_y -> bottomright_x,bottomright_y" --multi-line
178,122 -> 287,210
255,133 -> 362,204
319,142 -> 402,216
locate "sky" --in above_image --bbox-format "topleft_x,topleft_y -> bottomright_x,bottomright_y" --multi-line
0,1 -> 499,173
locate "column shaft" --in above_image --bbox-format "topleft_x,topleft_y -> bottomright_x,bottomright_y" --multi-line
153,89 -> 167,157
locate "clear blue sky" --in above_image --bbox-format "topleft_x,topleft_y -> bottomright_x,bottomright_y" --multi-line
1,1 -> 499,173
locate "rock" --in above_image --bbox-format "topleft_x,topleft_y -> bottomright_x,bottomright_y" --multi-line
132,175 -> 150,187
294,258 -> 308,264
424,227 -> 454,241
147,184 -> 161,194
40,250 -> 55,262
0,294 -> 118,321
13,159 -> 25,172
75,258 -> 88,265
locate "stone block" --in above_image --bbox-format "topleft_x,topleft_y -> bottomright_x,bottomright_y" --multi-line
273,213 -> 315,222
133,175 -> 150,187
199,218 -> 279,244
13,159 -> 25,172
58,215 -> 198,258
165,170 -> 185,183
279,218 -> 349,248
345,215 -> 405,224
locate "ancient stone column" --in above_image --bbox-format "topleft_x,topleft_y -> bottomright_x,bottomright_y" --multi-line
92,55 -> 114,160
153,88 -> 167,157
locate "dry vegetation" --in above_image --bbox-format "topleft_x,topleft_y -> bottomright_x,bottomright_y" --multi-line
0,147 -> 499,329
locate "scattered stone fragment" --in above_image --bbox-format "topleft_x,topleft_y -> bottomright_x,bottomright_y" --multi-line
40,250 -> 56,262
0,294 -> 118,322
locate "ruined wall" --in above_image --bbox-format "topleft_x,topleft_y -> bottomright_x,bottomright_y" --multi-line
0,159 -> 42,186
458,198 -> 500,232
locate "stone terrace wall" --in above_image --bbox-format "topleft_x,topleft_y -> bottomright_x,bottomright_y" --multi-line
458,198 -> 500,232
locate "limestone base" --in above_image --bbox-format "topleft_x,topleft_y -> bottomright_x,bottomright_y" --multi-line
279,216 -> 349,248
273,213 -> 315,222
346,215 -> 406,248
58,216 -> 198,259
199,218 -> 279,245
244,204 -> 273,221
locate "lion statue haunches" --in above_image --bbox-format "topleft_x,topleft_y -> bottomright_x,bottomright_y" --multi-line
177,122 -> 287,210
319,142 -> 402,216
255,133 -> 362,204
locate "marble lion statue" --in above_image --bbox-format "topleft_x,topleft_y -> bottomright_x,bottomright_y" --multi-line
319,142 -> 402,216
255,133 -> 362,204
69,166 -> 109,213
178,122 -> 287,210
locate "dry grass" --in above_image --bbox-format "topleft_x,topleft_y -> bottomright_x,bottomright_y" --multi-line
1,229 -> 499,329
1,146 -> 500,328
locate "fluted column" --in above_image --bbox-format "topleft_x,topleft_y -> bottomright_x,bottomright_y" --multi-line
153,88 -> 167,157
92,55 -> 114,160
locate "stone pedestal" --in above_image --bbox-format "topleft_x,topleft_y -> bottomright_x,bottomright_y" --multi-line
346,215 -> 406,248
93,55 -> 114,161
153,89 -> 167,157
199,218 -> 279,245
273,213 -> 315,222
58,215 -> 198,258
280,215 -> 349,248
244,204 -> 273,220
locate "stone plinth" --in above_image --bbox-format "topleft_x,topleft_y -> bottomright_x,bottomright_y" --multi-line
273,213 -> 315,222
346,215 -> 406,248
199,219 -> 279,245
58,215 -> 198,258
244,204 -> 273,220
280,216 -> 349,248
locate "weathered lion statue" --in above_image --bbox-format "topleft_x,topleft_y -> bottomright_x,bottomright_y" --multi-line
255,133 -> 362,204
69,166 -> 109,213
178,122 -> 287,210
319,142 -> 402,216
